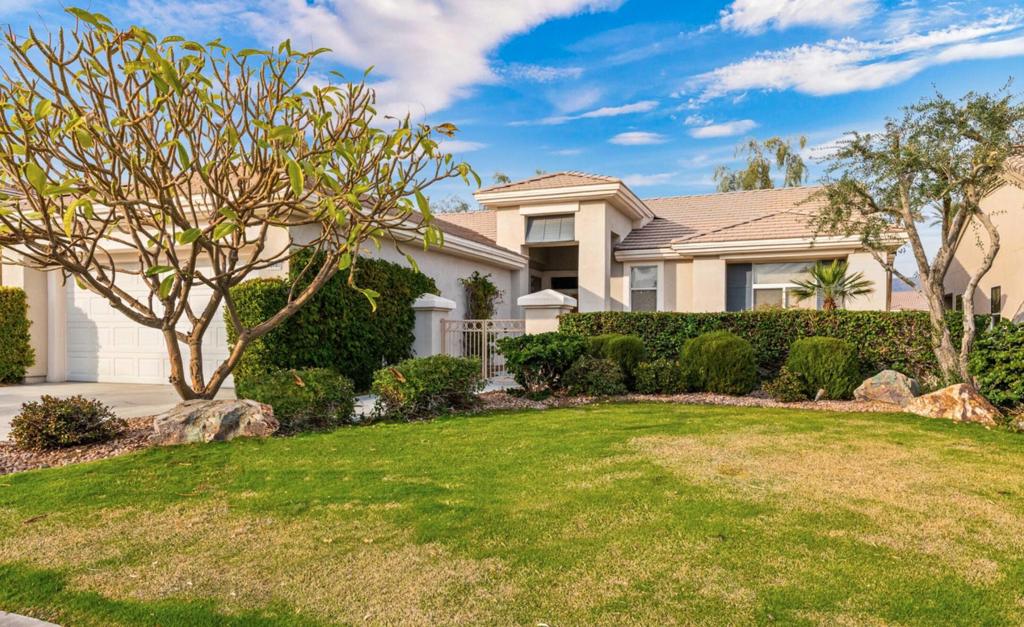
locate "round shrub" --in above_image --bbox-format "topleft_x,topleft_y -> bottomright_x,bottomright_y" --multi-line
970,322 -> 1024,409
681,331 -> 759,395
11,395 -> 125,450
586,333 -> 624,358
497,332 -> 587,392
237,368 -> 355,434
764,366 -> 810,402
372,355 -> 484,421
785,336 -> 861,400
604,335 -> 646,382
634,358 -> 685,395
563,356 -> 627,396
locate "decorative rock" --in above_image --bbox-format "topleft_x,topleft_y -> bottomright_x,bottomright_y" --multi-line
903,384 -> 1001,428
814,388 -> 828,402
854,370 -> 921,406
151,399 -> 277,446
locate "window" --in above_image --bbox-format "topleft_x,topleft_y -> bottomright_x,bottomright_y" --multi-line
955,294 -> 964,312
629,265 -> 658,312
750,262 -> 815,310
943,293 -> 954,310
525,215 -> 574,243
991,286 -> 1002,325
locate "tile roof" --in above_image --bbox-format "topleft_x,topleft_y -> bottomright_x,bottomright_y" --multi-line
477,171 -> 619,193
890,290 -> 929,311
1005,155 -> 1024,184
618,186 -> 827,250
434,210 -> 497,244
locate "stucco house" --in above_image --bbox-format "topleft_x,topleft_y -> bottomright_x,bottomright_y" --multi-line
943,156 -> 1024,323
1,170 -> 902,386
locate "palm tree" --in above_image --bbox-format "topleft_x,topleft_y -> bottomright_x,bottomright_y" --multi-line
791,260 -> 874,311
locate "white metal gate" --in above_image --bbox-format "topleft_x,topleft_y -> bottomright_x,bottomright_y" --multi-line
441,319 -> 525,378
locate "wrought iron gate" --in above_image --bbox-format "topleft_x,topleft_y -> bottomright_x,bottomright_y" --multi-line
441,319 -> 525,378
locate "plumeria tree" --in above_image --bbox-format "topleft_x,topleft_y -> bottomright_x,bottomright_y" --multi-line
814,89 -> 1024,384
0,8 -> 477,400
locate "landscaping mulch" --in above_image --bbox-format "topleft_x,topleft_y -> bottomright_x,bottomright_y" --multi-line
0,417 -> 154,477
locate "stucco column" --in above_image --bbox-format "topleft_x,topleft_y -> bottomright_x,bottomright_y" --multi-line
576,200 -> 610,312
1,258 -> 48,383
845,252 -> 889,311
46,272 -> 68,382
518,289 -> 577,334
412,293 -> 456,357
691,258 -> 727,312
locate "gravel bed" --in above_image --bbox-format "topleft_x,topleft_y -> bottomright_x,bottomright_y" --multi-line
0,417 -> 155,476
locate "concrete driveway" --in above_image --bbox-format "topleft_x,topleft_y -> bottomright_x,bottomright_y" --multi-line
0,382 -> 233,441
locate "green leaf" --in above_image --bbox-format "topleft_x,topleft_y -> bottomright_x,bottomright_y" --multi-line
176,228 -> 202,245
24,163 -> 46,194
158,275 -> 175,299
176,141 -> 190,168
404,253 -> 420,274
218,206 -> 239,221
212,222 -> 236,240
74,128 -> 94,148
65,8 -> 101,27
145,265 -> 174,276
287,160 -> 304,196
62,203 -> 75,237
33,99 -> 53,119
269,126 -> 296,141
414,190 -> 432,219
359,287 -> 380,312
337,252 -> 352,271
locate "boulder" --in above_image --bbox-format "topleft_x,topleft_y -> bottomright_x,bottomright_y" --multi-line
854,370 -> 920,406
903,384 -> 1001,428
151,399 -> 278,446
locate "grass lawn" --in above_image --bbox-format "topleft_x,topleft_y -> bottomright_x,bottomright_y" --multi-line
2,403 -> 1024,626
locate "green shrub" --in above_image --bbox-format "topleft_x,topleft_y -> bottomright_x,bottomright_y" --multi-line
634,359 -> 685,395
970,322 -> 1024,409
585,333 -> 645,389
560,310 -> 982,382
371,355 -> 483,420
586,333 -> 623,357
764,366 -> 810,402
497,332 -> 587,392
681,331 -> 759,395
785,337 -> 862,400
563,356 -> 627,396
237,368 -> 355,434
0,287 -> 34,383
11,395 -> 125,450
229,253 -> 437,391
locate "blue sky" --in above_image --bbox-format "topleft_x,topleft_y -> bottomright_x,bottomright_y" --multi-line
3,0 -> 1024,274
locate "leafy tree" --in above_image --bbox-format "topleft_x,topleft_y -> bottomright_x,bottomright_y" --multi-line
814,88 -> 1024,384
0,8 -> 475,399
459,271 -> 502,319
790,260 -> 874,311
714,135 -> 808,192
492,171 -> 512,185
431,194 -> 472,213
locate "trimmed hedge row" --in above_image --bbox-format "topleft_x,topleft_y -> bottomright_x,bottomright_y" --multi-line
229,253 -> 438,391
0,287 -> 34,383
560,310 -> 973,381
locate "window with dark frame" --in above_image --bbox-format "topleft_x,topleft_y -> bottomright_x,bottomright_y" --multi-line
525,215 -> 575,243
991,286 -> 1002,325
629,265 -> 658,312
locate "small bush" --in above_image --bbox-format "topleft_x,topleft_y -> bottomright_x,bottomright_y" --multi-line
372,355 -> 483,420
11,395 -> 125,450
237,368 -> 355,434
604,335 -> 646,385
0,287 -> 34,383
634,359 -> 685,395
970,322 -> 1024,409
681,331 -> 759,395
786,336 -> 861,400
498,333 -> 587,392
563,356 -> 627,396
764,366 -> 810,402
586,333 -> 623,358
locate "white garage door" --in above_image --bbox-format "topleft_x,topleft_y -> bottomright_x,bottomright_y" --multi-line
65,276 -> 233,387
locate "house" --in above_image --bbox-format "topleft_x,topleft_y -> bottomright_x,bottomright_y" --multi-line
943,156 -> 1024,323
439,172 -> 897,313
1,170 -> 900,386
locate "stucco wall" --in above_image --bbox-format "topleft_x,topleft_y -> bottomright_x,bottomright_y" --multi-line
944,182 -> 1024,322
673,260 -> 694,312
845,251 -> 890,311
691,258 -> 727,312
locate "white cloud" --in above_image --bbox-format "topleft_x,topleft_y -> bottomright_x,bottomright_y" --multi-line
689,10 -> 1024,101
126,0 -> 623,117
551,148 -> 584,156
550,86 -> 604,114
437,140 -> 486,153
622,172 -> 676,186
688,119 -> 758,138
720,0 -> 877,34
515,99 -> 659,125
500,63 -> 584,82
609,131 -> 667,145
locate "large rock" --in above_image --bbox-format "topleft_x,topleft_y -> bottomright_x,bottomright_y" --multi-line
903,384 -> 1001,428
854,370 -> 920,406
151,399 -> 277,446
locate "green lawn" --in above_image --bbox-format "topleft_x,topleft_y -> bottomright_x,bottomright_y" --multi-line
2,403 -> 1024,626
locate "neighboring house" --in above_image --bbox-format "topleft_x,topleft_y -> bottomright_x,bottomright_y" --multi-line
441,172 -> 898,314
943,157 -> 1024,323
890,289 -> 929,312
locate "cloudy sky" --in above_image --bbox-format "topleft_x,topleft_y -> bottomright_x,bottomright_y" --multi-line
3,0 -> 1023,273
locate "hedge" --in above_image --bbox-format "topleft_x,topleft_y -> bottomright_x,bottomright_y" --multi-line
228,253 -> 438,391
0,287 -> 34,383
560,310 -> 975,382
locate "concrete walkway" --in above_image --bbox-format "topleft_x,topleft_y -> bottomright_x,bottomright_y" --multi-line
0,611 -> 59,626
0,382 -> 232,441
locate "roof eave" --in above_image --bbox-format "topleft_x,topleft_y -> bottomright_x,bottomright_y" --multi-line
474,182 -> 654,221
